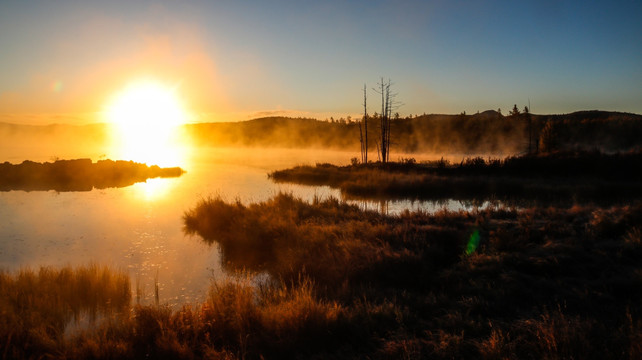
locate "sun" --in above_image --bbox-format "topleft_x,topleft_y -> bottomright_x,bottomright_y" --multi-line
106,80 -> 188,167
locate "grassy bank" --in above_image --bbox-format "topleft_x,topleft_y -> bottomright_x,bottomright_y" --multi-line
269,151 -> 642,204
5,194 -> 642,358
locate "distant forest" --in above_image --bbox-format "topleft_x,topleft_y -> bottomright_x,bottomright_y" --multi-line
2,110 -> 641,156
184,110 -> 642,155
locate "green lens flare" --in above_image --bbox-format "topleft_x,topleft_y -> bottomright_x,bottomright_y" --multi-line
465,229 -> 480,255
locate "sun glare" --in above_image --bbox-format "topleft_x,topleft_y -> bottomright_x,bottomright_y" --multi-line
106,81 -> 188,167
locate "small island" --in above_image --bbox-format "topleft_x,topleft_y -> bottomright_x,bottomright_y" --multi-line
0,158 -> 184,192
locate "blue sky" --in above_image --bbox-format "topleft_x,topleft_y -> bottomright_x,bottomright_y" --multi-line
0,0 -> 640,124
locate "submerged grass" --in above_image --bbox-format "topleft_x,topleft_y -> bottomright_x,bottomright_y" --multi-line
5,194 -> 642,358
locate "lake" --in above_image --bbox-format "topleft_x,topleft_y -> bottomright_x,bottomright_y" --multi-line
0,147 -> 489,306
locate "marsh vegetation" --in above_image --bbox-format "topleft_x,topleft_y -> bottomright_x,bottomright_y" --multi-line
5,195 -> 642,359
270,151 -> 642,206
181,193 -> 642,359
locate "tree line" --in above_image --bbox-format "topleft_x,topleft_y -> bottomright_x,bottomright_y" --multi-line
181,110 -> 642,155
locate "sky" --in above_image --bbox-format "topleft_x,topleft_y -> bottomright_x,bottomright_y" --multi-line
0,0 -> 641,124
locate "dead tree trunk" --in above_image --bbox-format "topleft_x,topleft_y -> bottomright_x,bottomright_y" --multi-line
375,78 -> 396,163
359,84 -> 368,164
376,79 -> 390,163
358,111 -> 364,163
379,79 -> 386,163
385,86 -> 392,162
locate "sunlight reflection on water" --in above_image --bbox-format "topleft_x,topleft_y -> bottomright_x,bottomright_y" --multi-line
132,177 -> 181,202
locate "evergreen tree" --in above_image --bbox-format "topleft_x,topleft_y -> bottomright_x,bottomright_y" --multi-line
509,104 -> 521,116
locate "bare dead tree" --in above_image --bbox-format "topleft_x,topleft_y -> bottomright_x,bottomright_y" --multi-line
359,111 -> 365,163
360,84 -> 368,164
373,78 -> 400,163
384,80 -> 390,162
375,79 -> 389,163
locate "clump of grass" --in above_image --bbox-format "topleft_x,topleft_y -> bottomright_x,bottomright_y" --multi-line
196,276 -> 350,358
183,192 -> 466,293
0,264 -> 131,359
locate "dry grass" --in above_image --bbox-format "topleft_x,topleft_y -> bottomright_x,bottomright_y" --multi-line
182,194 -> 642,359
5,195 -> 642,358
0,264 -> 131,359
0,266 -> 353,359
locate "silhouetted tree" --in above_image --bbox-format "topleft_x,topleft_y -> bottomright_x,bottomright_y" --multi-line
510,104 -> 521,116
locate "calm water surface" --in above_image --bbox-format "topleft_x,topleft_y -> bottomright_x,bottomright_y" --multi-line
0,148 -> 486,305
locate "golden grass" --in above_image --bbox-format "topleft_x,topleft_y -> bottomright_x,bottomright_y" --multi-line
182,194 -> 642,359
0,265 -> 350,359
183,192 -> 465,297
5,195 -> 642,358
0,264 -> 131,359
